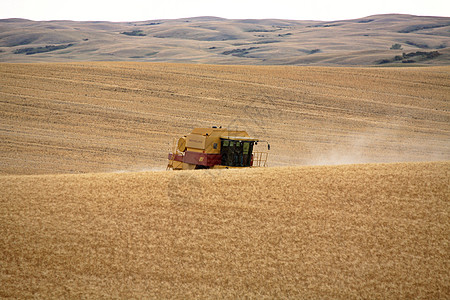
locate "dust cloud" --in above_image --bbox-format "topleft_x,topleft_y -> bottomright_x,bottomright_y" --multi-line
306,123 -> 450,166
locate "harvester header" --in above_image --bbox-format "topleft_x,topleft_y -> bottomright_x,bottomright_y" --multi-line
167,127 -> 269,170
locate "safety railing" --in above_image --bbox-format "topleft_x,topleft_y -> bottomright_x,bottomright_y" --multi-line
252,151 -> 269,167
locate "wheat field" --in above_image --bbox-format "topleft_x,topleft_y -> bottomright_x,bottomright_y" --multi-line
0,162 -> 448,298
0,62 -> 449,298
0,62 -> 449,174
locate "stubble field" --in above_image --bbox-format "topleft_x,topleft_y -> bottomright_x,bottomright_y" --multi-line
0,62 -> 449,298
0,62 -> 449,174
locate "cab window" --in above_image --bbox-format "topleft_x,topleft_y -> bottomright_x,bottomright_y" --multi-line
220,139 -> 254,167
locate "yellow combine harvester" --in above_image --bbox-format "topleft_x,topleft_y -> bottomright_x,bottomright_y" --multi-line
167,127 -> 269,170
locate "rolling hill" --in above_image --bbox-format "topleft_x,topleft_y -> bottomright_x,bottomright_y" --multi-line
0,14 -> 449,65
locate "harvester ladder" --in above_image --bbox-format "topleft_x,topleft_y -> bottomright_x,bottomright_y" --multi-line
166,138 -> 178,170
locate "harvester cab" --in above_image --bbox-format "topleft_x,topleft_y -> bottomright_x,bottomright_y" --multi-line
167,127 -> 269,170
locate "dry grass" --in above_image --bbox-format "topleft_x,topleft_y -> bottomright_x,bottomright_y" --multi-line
0,162 -> 448,298
0,62 -> 449,174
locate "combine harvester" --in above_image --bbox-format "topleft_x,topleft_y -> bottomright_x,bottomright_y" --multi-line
167,127 -> 270,170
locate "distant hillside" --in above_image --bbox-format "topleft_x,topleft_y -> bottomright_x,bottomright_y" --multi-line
0,14 -> 449,65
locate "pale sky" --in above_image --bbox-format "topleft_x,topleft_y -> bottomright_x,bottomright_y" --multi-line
1,0 -> 449,22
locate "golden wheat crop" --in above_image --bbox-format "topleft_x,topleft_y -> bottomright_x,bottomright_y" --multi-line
0,62 -> 449,298
0,62 -> 449,174
0,162 -> 448,298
